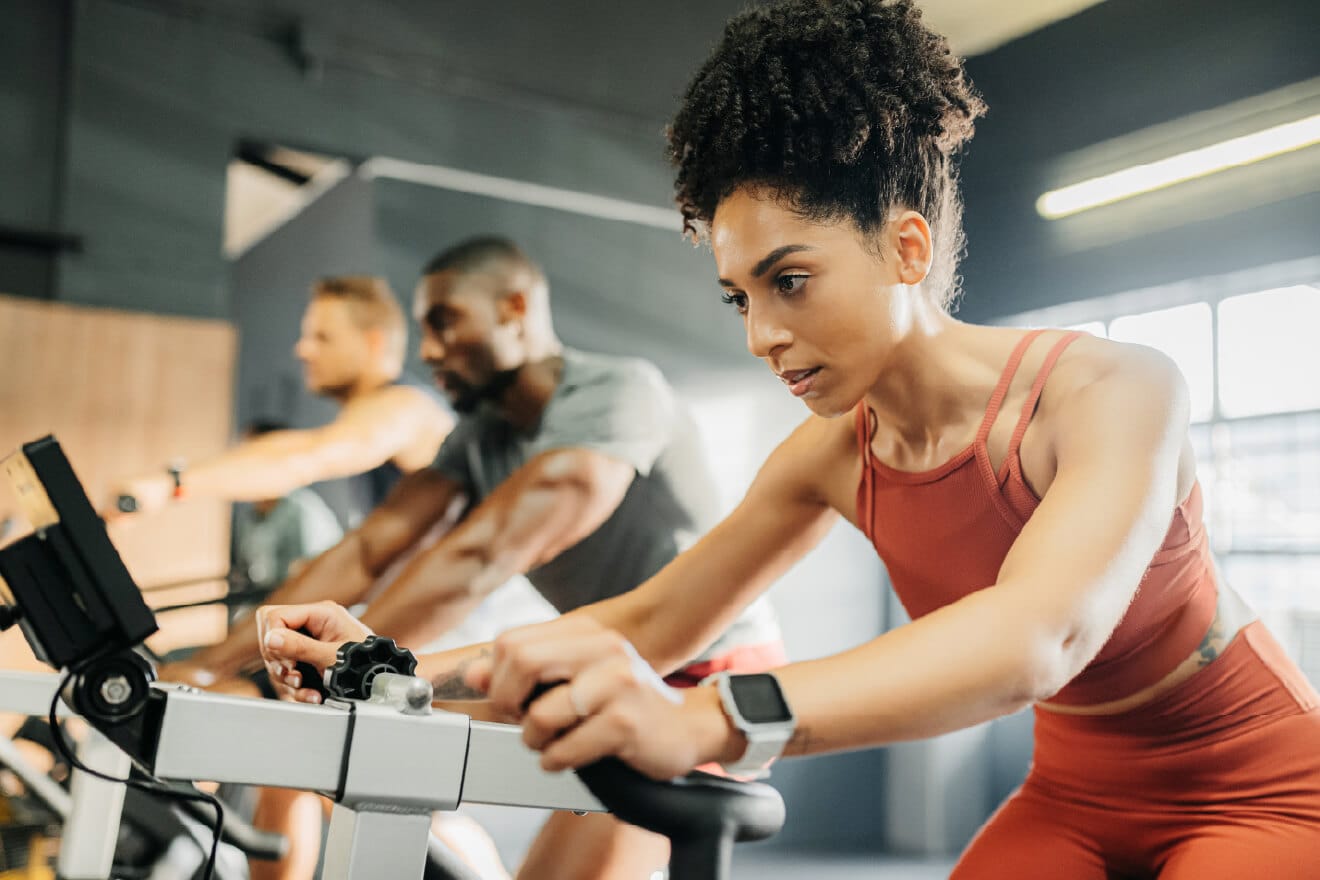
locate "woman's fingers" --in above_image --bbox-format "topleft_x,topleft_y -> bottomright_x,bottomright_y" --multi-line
537,711 -> 631,774
521,656 -> 634,751
256,604 -> 318,640
262,627 -> 339,670
486,622 -> 634,716
257,601 -> 369,647
520,683 -> 579,751
256,601 -> 372,697
292,686 -> 324,705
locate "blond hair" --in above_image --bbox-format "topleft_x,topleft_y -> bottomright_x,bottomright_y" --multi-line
312,276 -> 406,371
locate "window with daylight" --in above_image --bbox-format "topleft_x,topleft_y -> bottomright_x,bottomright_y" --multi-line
1218,285 -> 1320,418
1109,302 -> 1214,422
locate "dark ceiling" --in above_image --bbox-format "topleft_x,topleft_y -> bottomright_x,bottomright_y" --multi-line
115,0 -> 754,133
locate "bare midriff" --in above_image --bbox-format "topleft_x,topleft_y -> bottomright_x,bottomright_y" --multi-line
1038,584 -> 1257,716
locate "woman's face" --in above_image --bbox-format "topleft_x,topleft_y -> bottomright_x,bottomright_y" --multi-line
710,185 -> 931,418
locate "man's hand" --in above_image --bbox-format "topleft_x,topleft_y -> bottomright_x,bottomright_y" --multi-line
256,601 -> 373,703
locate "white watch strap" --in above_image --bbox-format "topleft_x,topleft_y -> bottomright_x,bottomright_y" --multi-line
723,728 -> 791,779
703,672 -> 794,779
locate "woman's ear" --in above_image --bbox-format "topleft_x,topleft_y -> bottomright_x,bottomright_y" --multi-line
892,211 -> 933,285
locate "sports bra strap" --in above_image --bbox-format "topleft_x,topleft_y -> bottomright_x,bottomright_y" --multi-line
975,329 -> 1046,444
855,404 -> 875,541
1006,331 -> 1084,463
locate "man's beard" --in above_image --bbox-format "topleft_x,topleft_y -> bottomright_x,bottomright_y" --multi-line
309,377 -> 356,402
446,365 -> 523,415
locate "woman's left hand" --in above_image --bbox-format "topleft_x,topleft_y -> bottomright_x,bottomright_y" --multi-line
466,616 -> 729,780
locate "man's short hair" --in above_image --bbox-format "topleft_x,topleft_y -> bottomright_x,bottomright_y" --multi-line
311,276 -> 406,368
421,236 -> 545,287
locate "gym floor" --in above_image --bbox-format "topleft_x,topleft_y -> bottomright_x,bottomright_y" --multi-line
464,806 -> 956,878
733,852 -> 955,878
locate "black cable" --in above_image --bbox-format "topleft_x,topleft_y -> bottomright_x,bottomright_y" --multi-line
48,666 -> 226,880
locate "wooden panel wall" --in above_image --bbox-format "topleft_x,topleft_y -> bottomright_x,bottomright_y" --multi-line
0,294 -> 237,692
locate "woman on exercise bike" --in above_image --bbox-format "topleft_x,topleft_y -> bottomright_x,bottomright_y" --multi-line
260,1 -> 1320,876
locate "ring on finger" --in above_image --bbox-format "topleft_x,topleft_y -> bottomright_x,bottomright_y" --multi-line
568,679 -> 591,720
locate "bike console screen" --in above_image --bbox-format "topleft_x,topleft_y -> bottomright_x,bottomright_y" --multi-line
0,436 -> 157,669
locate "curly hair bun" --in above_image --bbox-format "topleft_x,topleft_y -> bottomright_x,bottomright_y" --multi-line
668,0 -> 986,304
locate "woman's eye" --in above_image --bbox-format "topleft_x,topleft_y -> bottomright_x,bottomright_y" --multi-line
776,274 -> 807,295
720,292 -> 748,313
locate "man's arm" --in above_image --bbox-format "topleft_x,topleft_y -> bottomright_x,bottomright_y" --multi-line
113,386 -> 452,510
406,416 -> 838,702
185,469 -> 464,677
356,447 -> 637,652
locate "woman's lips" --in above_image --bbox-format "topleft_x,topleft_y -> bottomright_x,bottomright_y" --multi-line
777,366 -> 822,397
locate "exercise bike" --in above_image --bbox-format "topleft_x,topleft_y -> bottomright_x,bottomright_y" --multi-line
0,436 -> 785,880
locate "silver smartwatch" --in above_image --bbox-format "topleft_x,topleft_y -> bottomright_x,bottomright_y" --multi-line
701,671 -> 796,779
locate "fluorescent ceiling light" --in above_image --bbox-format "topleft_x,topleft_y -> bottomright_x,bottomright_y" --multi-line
1037,113 -> 1320,219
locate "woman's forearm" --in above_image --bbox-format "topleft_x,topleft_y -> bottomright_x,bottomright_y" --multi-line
698,586 -> 1049,763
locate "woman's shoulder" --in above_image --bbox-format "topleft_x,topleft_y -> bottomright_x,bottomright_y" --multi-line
1044,331 -> 1184,400
755,410 -> 862,511
1037,331 -> 1188,435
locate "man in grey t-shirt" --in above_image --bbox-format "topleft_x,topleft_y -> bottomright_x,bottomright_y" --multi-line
254,236 -> 782,880
431,346 -> 777,655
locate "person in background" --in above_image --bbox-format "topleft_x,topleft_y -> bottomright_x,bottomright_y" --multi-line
229,419 -> 344,601
109,276 -> 453,524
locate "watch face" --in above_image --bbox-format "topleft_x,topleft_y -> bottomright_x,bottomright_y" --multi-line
728,673 -> 792,724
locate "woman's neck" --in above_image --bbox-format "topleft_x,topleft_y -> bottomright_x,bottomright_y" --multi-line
862,320 -> 1016,455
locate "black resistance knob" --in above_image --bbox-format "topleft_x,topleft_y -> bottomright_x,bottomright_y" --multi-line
325,635 -> 418,701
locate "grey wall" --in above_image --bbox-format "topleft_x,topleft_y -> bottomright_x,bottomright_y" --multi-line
957,0 -> 1320,323
230,172 -> 374,432
0,0 -> 72,300
46,0 -> 722,320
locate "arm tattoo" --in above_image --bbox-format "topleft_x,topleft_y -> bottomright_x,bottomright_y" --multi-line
430,647 -> 493,699
1195,606 -> 1228,668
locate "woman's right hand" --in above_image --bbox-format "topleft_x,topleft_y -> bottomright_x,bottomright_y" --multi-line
255,601 -> 373,703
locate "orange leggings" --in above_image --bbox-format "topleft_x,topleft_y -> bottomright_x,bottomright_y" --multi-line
954,621 -> 1320,879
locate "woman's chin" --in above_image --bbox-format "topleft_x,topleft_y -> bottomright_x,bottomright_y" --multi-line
798,392 -> 855,419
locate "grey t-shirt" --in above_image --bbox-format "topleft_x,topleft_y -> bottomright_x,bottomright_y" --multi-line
432,348 -> 780,661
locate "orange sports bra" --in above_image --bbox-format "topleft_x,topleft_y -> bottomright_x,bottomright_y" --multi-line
854,329 -> 1218,706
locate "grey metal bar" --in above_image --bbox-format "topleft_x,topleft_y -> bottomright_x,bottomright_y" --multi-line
461,719 -> 603,813
58,729 -> 130,880
150,685 -> 349,791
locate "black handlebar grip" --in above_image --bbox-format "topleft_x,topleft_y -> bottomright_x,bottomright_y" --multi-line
521,682 -> 786,855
